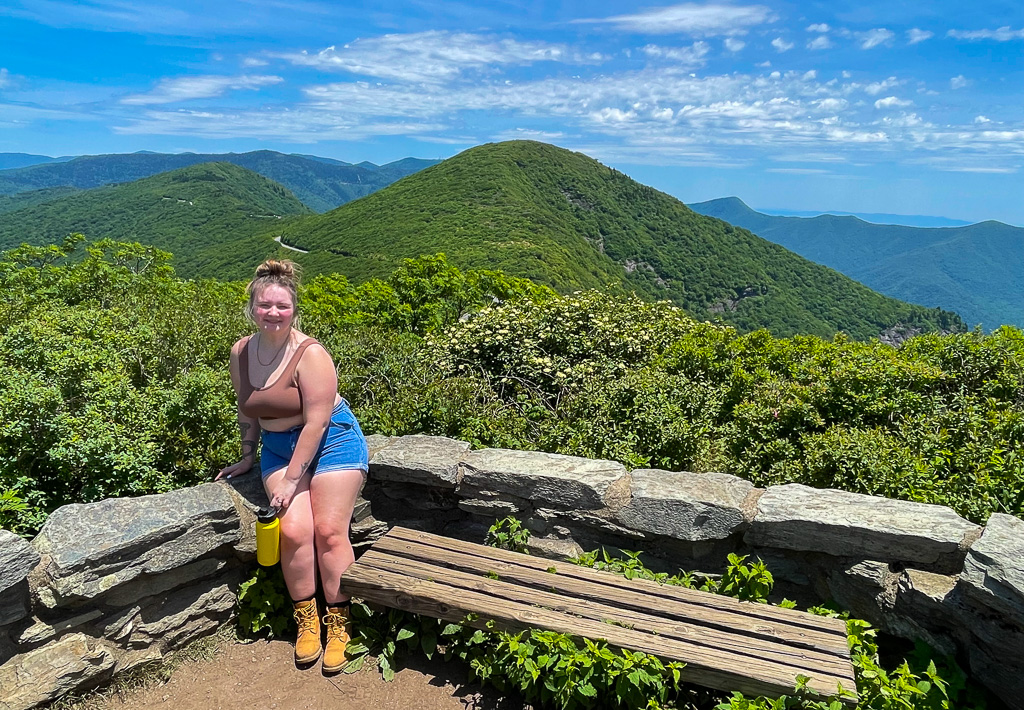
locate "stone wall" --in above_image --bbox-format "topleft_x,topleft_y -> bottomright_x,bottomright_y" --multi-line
2,434 -> 1022,709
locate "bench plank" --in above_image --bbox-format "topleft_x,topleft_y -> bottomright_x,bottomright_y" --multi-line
356,549 -> 855,679
378,529 -> 849,656
341,527 -> 858,703
388,527 -> 847,640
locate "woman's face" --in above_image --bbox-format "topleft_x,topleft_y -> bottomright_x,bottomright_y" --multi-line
253,284 -> 296,334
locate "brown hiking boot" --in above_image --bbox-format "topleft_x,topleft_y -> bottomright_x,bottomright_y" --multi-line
292,599 -> 322,664
322,605 -> 352,673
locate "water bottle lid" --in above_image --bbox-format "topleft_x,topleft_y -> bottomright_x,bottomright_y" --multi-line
256,505 -> 279,523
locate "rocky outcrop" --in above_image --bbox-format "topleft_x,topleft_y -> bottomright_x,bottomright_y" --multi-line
616,469 -> 754,542
745,484 -> 979,573
3,434 -> 1023,709
0,532 -> 39,627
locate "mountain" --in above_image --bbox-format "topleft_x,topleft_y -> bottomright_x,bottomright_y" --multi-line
756,207 -> 971,228
688,197 -> 1024,330
0,153 -> 73,171
0,150 -> 439,212
0,186 -> 81,214
0,162 -> 312,276
266,141 -> 962,340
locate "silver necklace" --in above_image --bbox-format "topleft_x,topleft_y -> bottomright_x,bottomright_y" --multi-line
256,333 -> 289,366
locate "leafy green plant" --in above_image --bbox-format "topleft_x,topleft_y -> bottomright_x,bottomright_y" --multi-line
485,515 -> 532,553
236,566 -> 294,638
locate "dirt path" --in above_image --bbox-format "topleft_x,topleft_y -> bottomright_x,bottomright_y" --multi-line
97,638 -> 522,710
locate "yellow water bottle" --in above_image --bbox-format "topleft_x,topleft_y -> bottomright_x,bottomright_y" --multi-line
255,506 -> 280,566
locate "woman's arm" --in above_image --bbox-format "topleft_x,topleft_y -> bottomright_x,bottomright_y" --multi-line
217,338 -> 259,480
268,343 -> 338,508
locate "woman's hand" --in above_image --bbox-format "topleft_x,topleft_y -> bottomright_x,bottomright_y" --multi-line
216,459 -> 252,480
270,477 -> 300,509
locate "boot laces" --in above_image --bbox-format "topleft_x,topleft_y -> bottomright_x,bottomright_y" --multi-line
293,602 -> 318,634
323,609 -> 350,641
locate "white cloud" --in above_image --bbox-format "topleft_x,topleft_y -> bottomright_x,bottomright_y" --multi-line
280,31 -> 583,84
591,107 -> 636,123
724,38 -> 745,52
948,27 -> 1024,41
652,107 -> 674,120
802,70 -> 817,81
806,23 -> 830,33
857,28 -> 894,49
641,42 -> 710,66
874,96 -> 912,109
121,74 -> 283,105
757,60 -> 772,67
0,68 -> 9,89
577,3 -> 774,36
771,37 -> 794,52
974,115 -> 991,124
950,75 -> 970,89
241,57 -> 269,67
907,28 -> 933,44
807,36 -> 832,50
814,98 -> 848,111
863,77 -> 900,95
768,167 -> 829,174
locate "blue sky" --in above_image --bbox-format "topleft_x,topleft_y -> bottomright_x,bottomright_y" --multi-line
1,0 -> 1022,224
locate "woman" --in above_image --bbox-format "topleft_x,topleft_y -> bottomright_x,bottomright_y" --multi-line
217,259 -> 368,671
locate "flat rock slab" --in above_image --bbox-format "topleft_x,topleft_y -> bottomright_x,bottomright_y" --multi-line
616,469 -> 755,542
0,530 -> 39,626
371,435 -> 470,488
745,484 -> 979,571
960,512 -> 1024,619
458,449 -> 627,510
32,483 -> 239,608
0,633 -> 115,710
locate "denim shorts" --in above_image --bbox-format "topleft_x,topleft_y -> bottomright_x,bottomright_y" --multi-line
260,400 -> 369,478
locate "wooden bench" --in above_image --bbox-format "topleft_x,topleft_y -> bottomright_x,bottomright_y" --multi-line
340,526 -> 858,704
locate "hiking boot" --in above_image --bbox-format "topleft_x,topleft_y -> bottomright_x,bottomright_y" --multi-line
322,604 -> 353,673
292,599 -> 322,664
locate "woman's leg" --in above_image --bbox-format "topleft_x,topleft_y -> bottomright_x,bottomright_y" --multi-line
309,468 -> 365,604
262,467 -> 316,600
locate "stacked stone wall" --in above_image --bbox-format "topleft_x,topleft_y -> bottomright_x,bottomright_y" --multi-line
2,434 -> 1022,709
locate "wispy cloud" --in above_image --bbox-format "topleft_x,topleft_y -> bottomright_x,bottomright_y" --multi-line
874,96 -> 912,109
857,28 -> 894,49
906,28 -> 933,44
950,75 -> 970,90
576,3 -> 774,36
807,36 -> 832,50
771,37 -> 794,52
948,27 -> 1024,41
724,38 -> 745,52
0,68 -> 10,89
806,23 -> 830,33
641,42 -> 710,67
279,31 -> 584,84
974,115 -> 991,124
242,57 -> 269,67
121,74 -> 283,105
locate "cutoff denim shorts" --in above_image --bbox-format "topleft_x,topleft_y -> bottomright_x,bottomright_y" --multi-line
260,399 -> 369,478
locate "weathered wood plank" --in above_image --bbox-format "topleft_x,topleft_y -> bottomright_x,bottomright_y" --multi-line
374,532 -> 848,657
342,562 -> 857,701
387,527 -> 847,638
356,549 -> 854,680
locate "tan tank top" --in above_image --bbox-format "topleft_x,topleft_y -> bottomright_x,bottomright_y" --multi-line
238,337 -> 319,420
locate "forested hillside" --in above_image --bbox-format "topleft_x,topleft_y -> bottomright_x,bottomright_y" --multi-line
270,140 -> 963,340
0,150 -> 438,212
0,162 -> 312,276
690,197 -> 1024,330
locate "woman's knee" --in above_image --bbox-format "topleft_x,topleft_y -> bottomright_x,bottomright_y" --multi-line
279,511 -> 314,548
314,518 -> 351,549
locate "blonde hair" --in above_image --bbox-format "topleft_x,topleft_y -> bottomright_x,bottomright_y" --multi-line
245,259 -> 302,328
